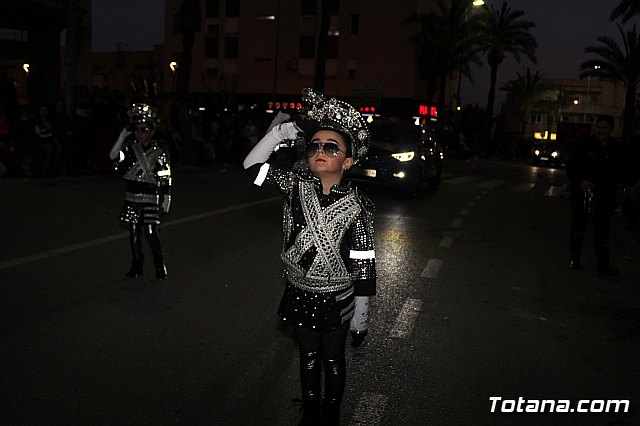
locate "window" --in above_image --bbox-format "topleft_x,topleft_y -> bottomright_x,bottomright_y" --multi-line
205,37 -> 219,58
224,36 -> 239,58
207,23 -> 219,36
225,0 -> 239,17
299,35 -> 315,58
347,59 -> 356,79
350,14 -> 359,35
327,0 -> 339,15
327,35 -> 338,59
205,0 -> 219,17
301,0 -> 317,15
205,67 -> 219,78
531,114 -> 543,124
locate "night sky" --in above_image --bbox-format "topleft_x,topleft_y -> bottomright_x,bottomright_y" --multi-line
92,0 -> 627,108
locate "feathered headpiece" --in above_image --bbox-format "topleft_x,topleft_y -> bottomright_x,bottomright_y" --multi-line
300,88 -> 370,165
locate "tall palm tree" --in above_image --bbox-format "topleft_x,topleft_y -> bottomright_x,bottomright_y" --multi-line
478,2 -> 537,123
581,24 -> 640,142
406,0 -> 484,107
501,69 -> 553,138
611,0 -> 640,23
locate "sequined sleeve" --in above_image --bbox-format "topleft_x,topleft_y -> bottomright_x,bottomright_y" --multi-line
246,163 -> 294,195
348,191 -> 376,295
156,149 -> 172,195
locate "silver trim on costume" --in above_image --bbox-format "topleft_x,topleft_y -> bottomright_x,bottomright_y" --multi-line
255,163 -> 270,186
349,249 -> 375,259
282,180 -> 361,293
125,192 -> 160,204
123,142 -> 162,184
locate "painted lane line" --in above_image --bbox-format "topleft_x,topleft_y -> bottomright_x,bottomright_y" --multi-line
349,392 -> 389,426
544,185 -> 563,197
511,183 -> 536,193
421,258 -> 443,279
474,195 -> 483,200
451,218 -> 463,229
0,197 -> 280,270
439,236 -> 454,248
459,209 -> 469,216
467,201 -> 476,207
444,176 -> 477,185
389,298 -> 423,339
475,179 -> 505,190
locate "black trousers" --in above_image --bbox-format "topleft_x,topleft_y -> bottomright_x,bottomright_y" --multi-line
129,223 -> 163,261
569,189 -> 614,269
295,323 -> 349,408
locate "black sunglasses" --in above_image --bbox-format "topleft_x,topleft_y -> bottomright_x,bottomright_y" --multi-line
305,142 -> 345,158
135,126 -> 152,134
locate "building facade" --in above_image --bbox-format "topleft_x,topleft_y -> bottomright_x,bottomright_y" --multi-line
162,0 -> 450,118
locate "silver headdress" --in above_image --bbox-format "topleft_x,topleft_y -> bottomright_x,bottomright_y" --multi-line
301,88 -> 370,165
128,103 -> 160,128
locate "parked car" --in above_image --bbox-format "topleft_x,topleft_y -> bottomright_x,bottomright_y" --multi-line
531,141 -> 569,167
349,121 -> 444,195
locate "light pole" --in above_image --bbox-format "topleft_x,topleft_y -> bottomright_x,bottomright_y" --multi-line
584,65 -> 600,123
456,0 -> 484,110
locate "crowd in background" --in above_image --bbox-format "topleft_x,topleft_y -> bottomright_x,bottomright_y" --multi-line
0,78 -> 275,180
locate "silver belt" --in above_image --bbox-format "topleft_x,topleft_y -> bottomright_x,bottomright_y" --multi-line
125,192 -> 159,204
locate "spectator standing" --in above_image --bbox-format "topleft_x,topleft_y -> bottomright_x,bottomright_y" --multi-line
566,114 -> 625,276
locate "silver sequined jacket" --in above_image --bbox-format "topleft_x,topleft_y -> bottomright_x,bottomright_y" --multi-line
247,163 -> 376,296
114,138 -> 172,203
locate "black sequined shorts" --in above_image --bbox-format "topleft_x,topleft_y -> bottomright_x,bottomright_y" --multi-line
119,200 -> 160,225
277,281 -> 355,331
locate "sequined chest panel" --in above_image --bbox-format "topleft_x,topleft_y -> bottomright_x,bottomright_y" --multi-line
282,180 -> 361,293
123,142 -> 162,185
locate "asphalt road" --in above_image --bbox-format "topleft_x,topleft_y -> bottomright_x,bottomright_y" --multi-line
1,158 -> 639,426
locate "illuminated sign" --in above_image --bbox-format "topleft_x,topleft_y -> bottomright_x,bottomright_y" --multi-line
267,101 -> 302,111
418,104 -> 438,117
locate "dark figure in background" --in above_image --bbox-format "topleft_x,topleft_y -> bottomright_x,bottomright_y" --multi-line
622,134 -> 640,230
566,114 -> 624,276
31,104 -> 62,177
109,103 -> 172,280
243,88 -> 376,425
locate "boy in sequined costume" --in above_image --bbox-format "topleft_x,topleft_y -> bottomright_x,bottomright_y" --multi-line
109,103 -> 172,280
243,88 -> 376,425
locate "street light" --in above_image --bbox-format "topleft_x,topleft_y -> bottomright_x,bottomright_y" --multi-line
584,65 -> 600,123
456,1 -> 484,110
169,61 -> 178,91
23,63 -> 29,74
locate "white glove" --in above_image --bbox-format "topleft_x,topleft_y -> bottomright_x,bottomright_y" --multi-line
266,111 -> 291,134
350,296 -> 369,347
160,195 -> 171,214
109,127 -> 132,160
243,122 -> 302,169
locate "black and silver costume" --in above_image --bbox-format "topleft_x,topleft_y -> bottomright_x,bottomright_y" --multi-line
243,88 -> 376,425
109,103 -> 171,280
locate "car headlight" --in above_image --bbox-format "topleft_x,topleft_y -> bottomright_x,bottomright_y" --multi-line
391,151 -> 415,162
551,151 -> 558,158
534,149 -> 540,156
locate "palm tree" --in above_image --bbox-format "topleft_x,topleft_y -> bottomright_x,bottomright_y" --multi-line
478,2 -> 537,125
406,0 -> 485,107
501,69 -> 553,138
581,24 -> 640,142
611,0 -> 640,23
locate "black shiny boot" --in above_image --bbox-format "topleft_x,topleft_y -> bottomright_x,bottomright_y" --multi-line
124,256 -> 144,279
321,358 -> 345,426
299,351 -> 322,426
154,254 -> 167,280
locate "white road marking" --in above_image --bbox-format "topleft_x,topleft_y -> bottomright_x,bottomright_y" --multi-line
444,176 -> 477,185
421,258 -> 443,279
544,185 -> 564,197
467,201 -> 475,207
511,183 -> 536,193
451,218 -> 463,229
475,179 -> 505,190
0,197 -> 280,270
389,298 -> 423,339
459,209 -> 469,216
474,195 -> 483,200
349,392 -> 389,425
439,236 -> 454,248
